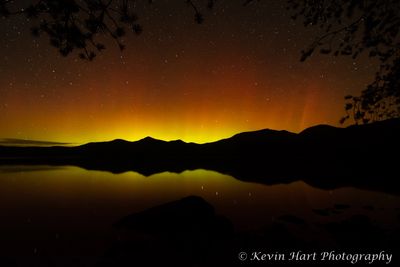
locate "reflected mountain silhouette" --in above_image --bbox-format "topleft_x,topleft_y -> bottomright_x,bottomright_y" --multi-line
1,119 -> 399,194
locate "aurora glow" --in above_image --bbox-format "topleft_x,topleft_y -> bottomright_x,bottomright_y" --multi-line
0,1 -> 378,144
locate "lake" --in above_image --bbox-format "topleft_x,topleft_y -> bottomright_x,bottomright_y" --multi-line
0,165 -> 399,266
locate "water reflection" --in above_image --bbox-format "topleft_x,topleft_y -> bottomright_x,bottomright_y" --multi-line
0,166 -> 399,266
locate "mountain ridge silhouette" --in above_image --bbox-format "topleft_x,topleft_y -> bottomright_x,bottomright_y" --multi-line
1,119 -> 399,194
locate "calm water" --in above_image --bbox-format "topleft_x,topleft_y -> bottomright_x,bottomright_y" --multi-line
0,165 -> 399,266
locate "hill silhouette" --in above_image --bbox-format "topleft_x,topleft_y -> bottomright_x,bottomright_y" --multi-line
0,119 -> 399,194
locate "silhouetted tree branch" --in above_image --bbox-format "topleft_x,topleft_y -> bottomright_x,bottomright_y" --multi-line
287,0 -> 400,124
0,0 -> 217,60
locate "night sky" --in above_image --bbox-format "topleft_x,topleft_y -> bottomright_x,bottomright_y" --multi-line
0,1 -> 379,144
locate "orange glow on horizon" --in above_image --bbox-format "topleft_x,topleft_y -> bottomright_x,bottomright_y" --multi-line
0,1 -> 377,146
0,73 -> 344,145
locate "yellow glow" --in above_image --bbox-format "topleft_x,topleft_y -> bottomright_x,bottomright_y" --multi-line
0,51 -> 345,145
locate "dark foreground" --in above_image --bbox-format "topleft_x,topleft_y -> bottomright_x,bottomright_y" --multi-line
102,196 -> 399,266
2,194 -> 398,267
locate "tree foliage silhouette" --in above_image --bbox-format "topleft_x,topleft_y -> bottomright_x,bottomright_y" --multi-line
286,0 -> 400,124
0,0 -> 215,60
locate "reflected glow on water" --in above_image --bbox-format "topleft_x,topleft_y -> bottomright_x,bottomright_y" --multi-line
0,166 -> 398,266
1,166 -> 398,228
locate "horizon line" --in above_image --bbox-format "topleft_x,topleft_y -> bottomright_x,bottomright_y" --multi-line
0,122 -> 349,147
